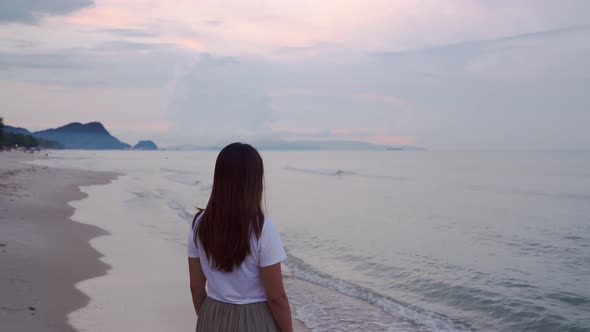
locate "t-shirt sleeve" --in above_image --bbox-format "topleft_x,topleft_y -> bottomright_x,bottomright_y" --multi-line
259,219 -> 287,267
187,225 -> 199,258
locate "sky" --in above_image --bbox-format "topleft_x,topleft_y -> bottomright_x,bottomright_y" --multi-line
0,0 -> 588,149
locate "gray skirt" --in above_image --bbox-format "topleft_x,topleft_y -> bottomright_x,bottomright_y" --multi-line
196,297 -> 280,332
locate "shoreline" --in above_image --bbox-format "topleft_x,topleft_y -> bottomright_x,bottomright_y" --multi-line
1,152 -> 311,332
0,152 -> 119,331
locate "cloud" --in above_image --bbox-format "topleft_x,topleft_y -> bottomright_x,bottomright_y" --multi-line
204,20 -> 223,27
0,39 -> 196,85
352,93 -> 411,112
1,1 -> 589,149
94,40 -> 170,52
274,42 -> 341,54
368,25 -> 590,148
373,25 -> 589,59
0,52 -> 87,70
0,39 -> 41,49
93,28 -> 158,38
0,0 -> 94,24
168,53 -> 275,143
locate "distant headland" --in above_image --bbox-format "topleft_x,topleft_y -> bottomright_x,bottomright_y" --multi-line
2,121 -> 157,150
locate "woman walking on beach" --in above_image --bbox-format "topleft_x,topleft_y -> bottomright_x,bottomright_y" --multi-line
188,143 -> 293,332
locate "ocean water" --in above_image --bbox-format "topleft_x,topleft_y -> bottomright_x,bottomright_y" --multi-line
33,150 -> 590,331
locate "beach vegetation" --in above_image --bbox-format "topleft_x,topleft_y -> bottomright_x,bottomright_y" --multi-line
0,118 -> 63,149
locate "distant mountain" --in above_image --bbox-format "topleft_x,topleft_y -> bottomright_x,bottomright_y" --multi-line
284,140 -> 388,150
4,126 -> 32,135
133,140 -> 158,150
33,122 -> 131,150
165,140 -> 421,151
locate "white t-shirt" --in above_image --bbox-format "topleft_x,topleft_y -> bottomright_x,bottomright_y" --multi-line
187,213 -> 287,304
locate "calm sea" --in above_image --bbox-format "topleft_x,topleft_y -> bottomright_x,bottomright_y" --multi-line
34,150 -> 590,331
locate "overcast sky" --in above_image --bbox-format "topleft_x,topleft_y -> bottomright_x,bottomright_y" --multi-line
0,0 -> 588,149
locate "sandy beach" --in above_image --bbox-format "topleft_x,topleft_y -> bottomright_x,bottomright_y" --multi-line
0,152 -> 118,331
0,152 -> 310,332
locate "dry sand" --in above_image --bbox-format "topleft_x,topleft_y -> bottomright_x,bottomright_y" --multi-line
0,152 -> 310,332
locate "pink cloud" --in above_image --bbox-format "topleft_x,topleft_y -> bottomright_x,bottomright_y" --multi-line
35,0 -> 574,58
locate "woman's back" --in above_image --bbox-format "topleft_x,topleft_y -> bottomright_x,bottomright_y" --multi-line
188,213 -> 287,304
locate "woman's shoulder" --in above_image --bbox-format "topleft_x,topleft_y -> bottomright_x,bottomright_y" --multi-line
262,216 -> 277,231
259,217 -> 282,241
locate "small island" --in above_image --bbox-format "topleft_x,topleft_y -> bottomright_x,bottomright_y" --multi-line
133,140 -> 158,150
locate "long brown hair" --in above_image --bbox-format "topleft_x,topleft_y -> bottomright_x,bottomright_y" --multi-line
194,142 -> 265,272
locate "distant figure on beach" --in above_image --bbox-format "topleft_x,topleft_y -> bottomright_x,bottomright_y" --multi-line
188,142 -> 293,332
